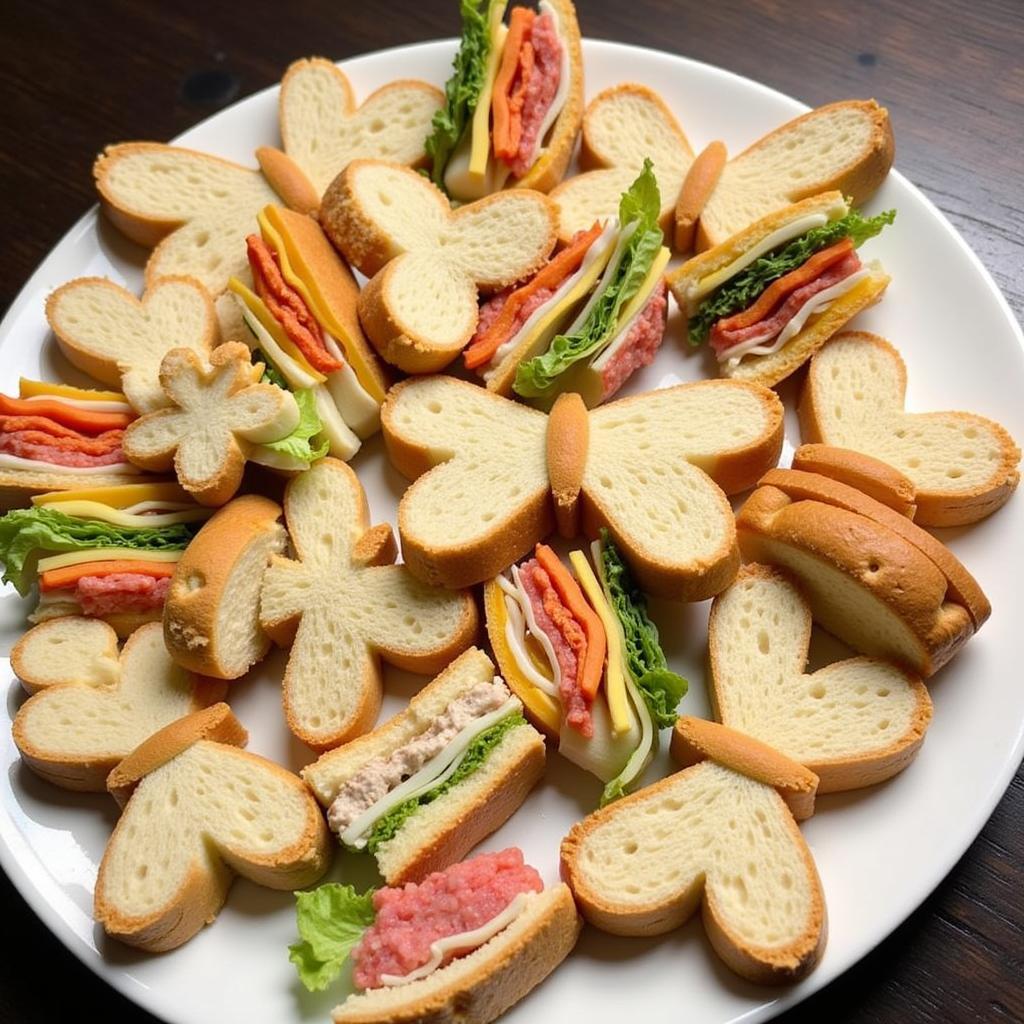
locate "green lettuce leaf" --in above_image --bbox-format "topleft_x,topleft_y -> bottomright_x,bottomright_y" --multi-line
425,0 -> 503,189
255,348 -> 289,390
289,883 -> 377,992
600,776 -> 628,807
513,159 -> 664,397
0,508 -> 197,595
364,712 -> 525,853
258,386 -> 329,466
688,207 -> 896,346
599,530 -> 687,728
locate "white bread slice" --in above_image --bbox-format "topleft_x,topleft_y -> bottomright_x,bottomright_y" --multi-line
45,276 -> 215,414
697,100 -> 895,250
736,484 -> 975,677
319,161 -> 557,373
122,343 -> 300,507
94,143 -> 282,296
799,332 -> 1021,526
260,458 -> 478,750
561,723 -> 826,984
95,703 -> 331,951
11,620 -> 225,791
549,83 -> 695,244
382,376 -> 783,597
279,58 -> 443,197
163,495 -> 286,679
709,564 -> 932,791
332,884 -> 580,1024
791,442 -> 917,517
304,648 -> 545,884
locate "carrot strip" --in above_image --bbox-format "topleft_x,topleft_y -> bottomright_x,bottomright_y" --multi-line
534,544 -> 606,700
492,7 -> 536,162
0,395 -> 133,433
715,238 -> 855,333
40,561 -> 177,592
464,223 -> 603,369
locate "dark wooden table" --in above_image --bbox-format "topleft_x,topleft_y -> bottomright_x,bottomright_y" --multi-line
1,1 -> 1022,1021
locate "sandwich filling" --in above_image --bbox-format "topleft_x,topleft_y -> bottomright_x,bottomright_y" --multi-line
290,848 -> 543,993
327,679 -> 524,851
687,205 -> 896,367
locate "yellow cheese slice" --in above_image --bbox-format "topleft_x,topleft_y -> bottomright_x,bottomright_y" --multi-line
28,500 -> 210,529
32,482 -> 194,509
568,550 -> 630,735
18,379 -> 125,403
613,246 -> 671,331
37,549 -> 182,574
469,6 -> 510,177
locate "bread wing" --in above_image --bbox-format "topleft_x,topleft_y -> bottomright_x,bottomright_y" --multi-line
710,564 -> 932,791
800,332 -> 1020,526
259,458 -> 478,749
12,621 -> 224,791
280,59 -> 443,196
45,276 -> 216,414
581,380 -> 784,600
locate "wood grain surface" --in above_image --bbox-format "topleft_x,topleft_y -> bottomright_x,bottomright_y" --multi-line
1,0 -> 1022,1022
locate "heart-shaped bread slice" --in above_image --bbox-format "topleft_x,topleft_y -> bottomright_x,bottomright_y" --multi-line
799,332 -> 1021,526
709,564 -> 932,791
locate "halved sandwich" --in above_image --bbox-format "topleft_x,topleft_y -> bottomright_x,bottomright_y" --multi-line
228,205 -> 389,462
668,191 -> 895,387
428,0 -> 583,201
0,379 -> 151,508
465,159 -> 670,406
484,534 -> 687,804
0,482 -> 211,634
302,648 -> 545,885
290,847 -> 580,1024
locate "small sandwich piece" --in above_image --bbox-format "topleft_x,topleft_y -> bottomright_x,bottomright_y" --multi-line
163,495 -> 286,680
562,717 -> 826,985
485,534 -> 687,803
0,482 -> 211,634
668,192 -> 894,387
95,704 -> 331,952
465,159 -> 671,407
228,205 -> 390,461
11,619 -> 225,791
800,332 -> 1021,526
0,379 -> 153,508
427,0 -> 583,201
303,648 -> 545,884
290,848 -> 580,1024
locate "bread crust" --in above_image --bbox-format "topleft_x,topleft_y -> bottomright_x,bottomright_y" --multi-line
255,146 -> 320,216
675,140 -> 728,252
163,494 -> 285,679
332,885 -> 580,1024
27,603 -> 163,639
546,392 -> 588,537
791,443 -> 916,517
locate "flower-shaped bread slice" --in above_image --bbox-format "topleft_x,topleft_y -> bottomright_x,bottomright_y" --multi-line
562,718 -> 826,985
320,160 -> 558,373
95,704 -> 331,951
122,343 -> 300,506
259,458 -> 479,750
708,564 -> 933,792
45,276 -> 215,414
800,332 -> 1021,526
278,58 -> 443,197
11,619 -> 225,791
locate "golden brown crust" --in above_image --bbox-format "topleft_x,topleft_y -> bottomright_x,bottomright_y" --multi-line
670,717 -> 819,820
255,146 -> 320,216
106,703 -> 247,806
352,523 -> 399,568
546,392 -> 588,537
163,494 -> 284,679
675,141 -> 727,252
791,443 -> 917,517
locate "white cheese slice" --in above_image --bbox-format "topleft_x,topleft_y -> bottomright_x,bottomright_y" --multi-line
497,573 -> 560,697
322,330 -> 380,438
27,500 -> 211,529
36,548 -> 182,573
0,453 -> 141,475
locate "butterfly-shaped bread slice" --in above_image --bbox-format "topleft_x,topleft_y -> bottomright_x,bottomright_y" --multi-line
709,564 -> 933,791
799,332 -> 1021,526
11,619 -> 225,791
277,58 -> 443,197
122,343 -> 300,506
259,458 -> 478,750
562,716 -> 826,985
319,160 -> 558,373
382,376 -> 783,598
45,276 -> 215,414
95,703 -> 331,951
